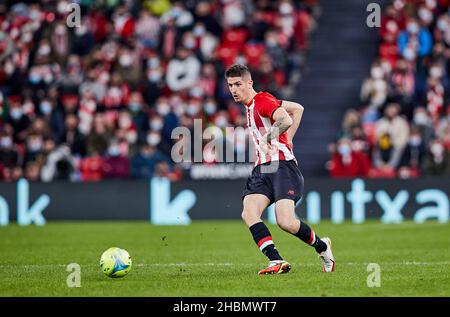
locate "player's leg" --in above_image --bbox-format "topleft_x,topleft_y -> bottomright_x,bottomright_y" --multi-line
273,160 -> 335,272
275,199 -> 335,272
242,194 -> 291,275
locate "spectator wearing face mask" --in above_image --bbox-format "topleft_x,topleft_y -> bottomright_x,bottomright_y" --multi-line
24,132 -> 44,164
102,140 -> 130,179
360,62 -> 388,110
329,137 -> 371,178
398,17 -> 433,61
399,126 -> 426,171
127,92 -> 148,144
143,55 -> 165,106
6,101 -> 30,142
423,139 -> 450,175
0,131 -> 19,168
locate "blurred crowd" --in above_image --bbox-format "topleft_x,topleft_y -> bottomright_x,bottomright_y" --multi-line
0,0 -> 319,182
329,0 -> 450,178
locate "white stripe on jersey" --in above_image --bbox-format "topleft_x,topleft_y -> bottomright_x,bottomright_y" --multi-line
248,100 -> 266,164
257,110 -> 295,162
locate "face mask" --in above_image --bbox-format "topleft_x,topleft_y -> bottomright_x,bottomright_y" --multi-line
129,103 -> 141,112
431,143 -> 444,156
147,57 -> 160,68
29,9 -> 40,20
173,103 -> 185,116
407,23 -> 419,34
204,102 -> 217,115
5,61 -> 14,74
156,103 -> 171,116
426,0 -> 437,9
126,130 -> 138,144
108,146 -> 120,157
215,116 -> 228,128
0,137 -> 12,148
150,119 -> 163,131
430,67 -> 443,78
193,26 -> 206,37
119,54 -> 133,67
40,102 -> 52,114
183,38 -> 196,49
147,133 -> 161,146
28,139 -> 43,152
437,19 -> 448,31
44,72 -> 53,83
147,71 -> 162,82
404,47 -> 416,61
418,9 -> 433,24
189,86 -> 203,98
371,67 -> 383,79
279,3 -> 293,15
266,38 -> 277,47
187,104 -> 199,116
409,136 -> 422,146
414,113 -> 429,125
119,117 -> 132,129
38,45 -> 51,56
29,73 -> 41,84
338,144 -> 351,156
10,108 -> 23,120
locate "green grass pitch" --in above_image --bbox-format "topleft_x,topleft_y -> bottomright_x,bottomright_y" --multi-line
0,220 -> 449,296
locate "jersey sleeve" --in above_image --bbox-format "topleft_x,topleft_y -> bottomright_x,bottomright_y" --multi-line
256,93 -> 283,119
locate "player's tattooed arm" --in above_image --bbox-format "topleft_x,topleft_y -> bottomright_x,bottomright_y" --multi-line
263,108 -> 293,143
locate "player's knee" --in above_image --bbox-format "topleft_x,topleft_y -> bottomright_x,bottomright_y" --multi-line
277,217 -> 296,233
241,209 -> 259,224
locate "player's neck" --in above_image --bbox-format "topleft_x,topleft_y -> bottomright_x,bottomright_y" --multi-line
242,90 -> 258,106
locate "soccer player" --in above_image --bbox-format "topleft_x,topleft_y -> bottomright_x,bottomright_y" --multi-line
225,64 -> 335,274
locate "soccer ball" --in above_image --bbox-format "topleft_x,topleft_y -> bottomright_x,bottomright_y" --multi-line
100,247 -> 132,278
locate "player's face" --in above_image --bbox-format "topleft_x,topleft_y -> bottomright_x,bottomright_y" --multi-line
227,77 -> 252,104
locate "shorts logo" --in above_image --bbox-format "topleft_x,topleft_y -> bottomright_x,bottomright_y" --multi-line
288,190 -> 295,195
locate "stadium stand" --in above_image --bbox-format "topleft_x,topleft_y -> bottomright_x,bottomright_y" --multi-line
328,0 -> 450,178
0,0 -> 319,182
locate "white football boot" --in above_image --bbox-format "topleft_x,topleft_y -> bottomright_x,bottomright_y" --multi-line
318,237 -> 335,272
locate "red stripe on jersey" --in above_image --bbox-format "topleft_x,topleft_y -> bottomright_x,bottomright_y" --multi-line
245,92 -> 294,167
257,236 -> 273,248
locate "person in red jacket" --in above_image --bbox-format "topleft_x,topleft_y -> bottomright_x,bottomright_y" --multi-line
330,137 -> 371,178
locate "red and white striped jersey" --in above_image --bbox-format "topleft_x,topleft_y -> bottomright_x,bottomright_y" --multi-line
245,92 -> 296,167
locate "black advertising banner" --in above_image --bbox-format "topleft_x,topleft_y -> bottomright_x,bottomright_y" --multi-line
0,177 -> 448,225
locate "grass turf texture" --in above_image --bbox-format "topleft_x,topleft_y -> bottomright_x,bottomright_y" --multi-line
0,220 -> 449,297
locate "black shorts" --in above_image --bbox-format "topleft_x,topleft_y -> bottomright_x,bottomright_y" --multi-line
242,160 -> 304,205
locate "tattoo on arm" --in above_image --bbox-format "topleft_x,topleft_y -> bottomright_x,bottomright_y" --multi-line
266,115 -> 291,142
